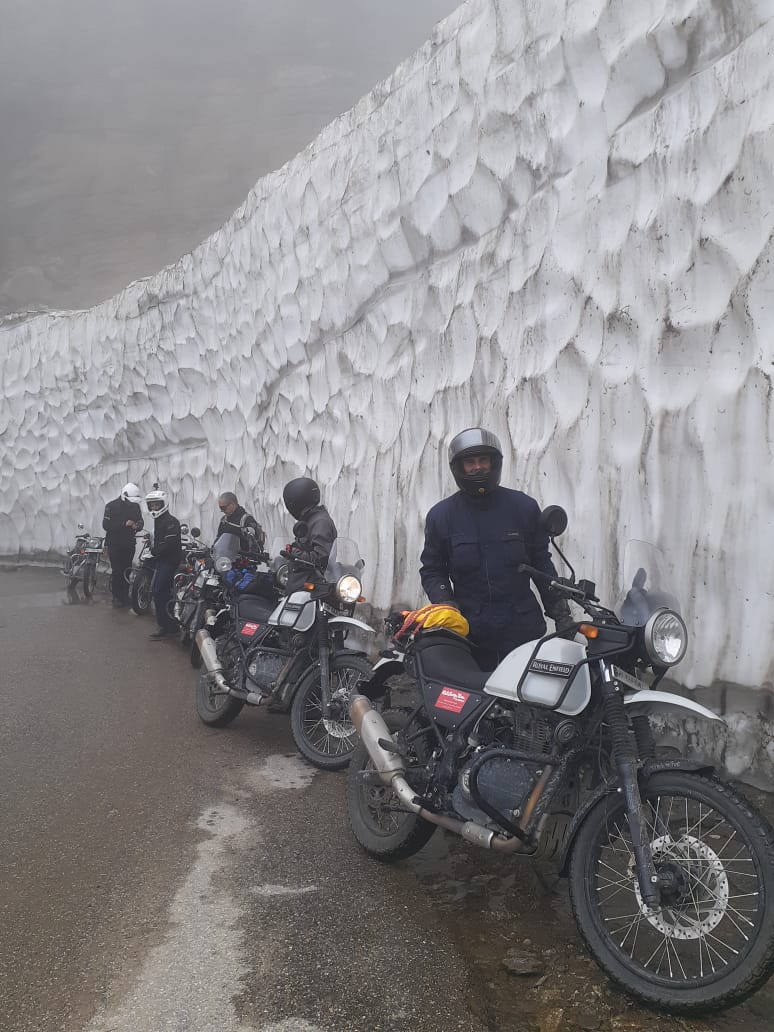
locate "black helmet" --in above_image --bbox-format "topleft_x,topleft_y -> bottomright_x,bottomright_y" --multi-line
448,428 -> 503,496
283,477 -> 321,519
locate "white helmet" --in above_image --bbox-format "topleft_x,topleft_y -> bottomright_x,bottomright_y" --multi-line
121,482 -> 142,505
145,488 -> 168,519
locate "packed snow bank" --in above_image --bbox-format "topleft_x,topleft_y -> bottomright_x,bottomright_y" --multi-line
2,0 -> 774,704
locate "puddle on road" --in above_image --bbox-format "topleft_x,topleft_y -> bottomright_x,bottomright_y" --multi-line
249,754 -> 317,791
401,803 -> 774,1032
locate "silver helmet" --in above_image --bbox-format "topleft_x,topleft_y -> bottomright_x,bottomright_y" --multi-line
448,428 -> 503,496
145,488 -> 168,519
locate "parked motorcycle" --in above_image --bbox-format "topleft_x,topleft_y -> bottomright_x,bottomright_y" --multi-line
346,506 -> 774,1013
195,534 -> 374,770
61,525 -> 106,597
128,532 -> 154,615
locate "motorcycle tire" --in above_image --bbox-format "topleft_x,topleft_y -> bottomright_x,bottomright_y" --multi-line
290,654 -> 373,771
82,563 -> 97,597
194,636 -> 244,727
130,570 -> 152,615
568,771 -> 774,1014
346,708 -> 436,861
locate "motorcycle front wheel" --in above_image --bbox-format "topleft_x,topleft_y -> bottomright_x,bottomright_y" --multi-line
130,570 -> 152,615
569,771 -> 774,1014
194,635 -> 244,727
290,654 -> 373,771
82,563 -> 97,597
346,708 -> 436,861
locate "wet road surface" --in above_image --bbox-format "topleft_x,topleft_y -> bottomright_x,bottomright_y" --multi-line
1,567 -> 773,1032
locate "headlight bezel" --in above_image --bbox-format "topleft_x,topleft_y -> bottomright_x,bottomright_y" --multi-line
336,574 -> 362,604
214,556 -> 233,574
643,608 -> 688,667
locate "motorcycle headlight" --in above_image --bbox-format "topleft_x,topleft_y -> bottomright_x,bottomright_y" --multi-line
276,563 -> 289,589
336,575 -> 362,603
215,556 -> 233,573
643,609 -> 688,666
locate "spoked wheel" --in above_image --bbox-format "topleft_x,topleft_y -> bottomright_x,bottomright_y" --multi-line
569,772 -> 774,1013
346,708 -> 436,861
130,570 -> 152,615
194,635 -> 244,727
290,654 -> 373,770
82,563 -> 97,597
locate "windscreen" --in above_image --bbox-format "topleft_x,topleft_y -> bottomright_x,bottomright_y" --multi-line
615,540 -> 681,626
324,537 -> 364,582
213,532 -> 241,563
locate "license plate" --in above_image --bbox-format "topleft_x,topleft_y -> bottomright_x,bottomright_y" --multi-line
611,665 -> 645,692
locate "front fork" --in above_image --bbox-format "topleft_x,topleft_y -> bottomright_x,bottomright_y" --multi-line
317,609 -> 332,719
600,661 -> 661,907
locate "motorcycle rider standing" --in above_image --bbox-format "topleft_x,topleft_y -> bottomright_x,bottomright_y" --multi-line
145,488 -> 182,640
103,482 -> 144,608
419,428 -> 573,670
214,492 -> 266,556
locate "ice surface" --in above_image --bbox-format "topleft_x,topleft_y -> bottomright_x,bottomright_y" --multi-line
2,0 -> 774,699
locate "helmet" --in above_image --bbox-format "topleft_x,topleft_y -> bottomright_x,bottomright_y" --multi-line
145,488 -> 168,519
394,603 -> 470,643
282,477 -> 320,520
448,427 -> 503,496
121,482 -> 142,505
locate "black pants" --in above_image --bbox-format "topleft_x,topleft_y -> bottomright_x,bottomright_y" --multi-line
152,558 -> 178,631
108,543 -> 135,603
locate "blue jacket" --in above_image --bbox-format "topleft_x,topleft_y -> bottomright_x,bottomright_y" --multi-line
419,487 -> 563,656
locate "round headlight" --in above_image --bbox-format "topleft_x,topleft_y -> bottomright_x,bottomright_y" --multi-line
644,609 -> 688,666
215,556 -> 233,573
276,563 -> 289,589
337,575 -> 362,603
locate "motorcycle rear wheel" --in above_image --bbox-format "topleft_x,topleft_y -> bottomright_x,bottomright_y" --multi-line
194,636 -> 244,727
130,570 -> 152,615
290,654 -> 373,771
346,708 -> 436,861
569,771 -> 774,1013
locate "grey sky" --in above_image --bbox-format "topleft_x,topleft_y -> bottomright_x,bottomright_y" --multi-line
0,0 -> 460,315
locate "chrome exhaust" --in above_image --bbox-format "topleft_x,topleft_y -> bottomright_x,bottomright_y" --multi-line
194,628 -> 264,706
349,695 -> 530,852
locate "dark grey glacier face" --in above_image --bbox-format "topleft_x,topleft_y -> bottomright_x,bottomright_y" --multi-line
0,0 -> 460,316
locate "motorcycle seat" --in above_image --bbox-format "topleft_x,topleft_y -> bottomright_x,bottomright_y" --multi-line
411,631 -> 490,692
235,595 -> 276,622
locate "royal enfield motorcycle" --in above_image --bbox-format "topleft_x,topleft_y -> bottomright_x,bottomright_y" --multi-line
61,525 -> 106,596
195,535 -> 374,770
346,506 -> 774,1014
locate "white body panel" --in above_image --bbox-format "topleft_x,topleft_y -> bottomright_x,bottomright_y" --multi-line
484,638 -> 591,716
269,590 -> 316,632
624,690 -> 724,723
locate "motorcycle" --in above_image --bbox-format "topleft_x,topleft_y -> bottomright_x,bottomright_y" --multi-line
128,531 -> 154,615
195,533 -> 374,770
61,525 -> 106,597
346,506 -> 774,1014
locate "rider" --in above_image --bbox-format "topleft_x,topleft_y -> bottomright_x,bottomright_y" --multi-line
282,477 -> 337,590
419,427 -> 574,670
214,491 -> 266,556
145,487 -> 183,640
102,482 -> 144,608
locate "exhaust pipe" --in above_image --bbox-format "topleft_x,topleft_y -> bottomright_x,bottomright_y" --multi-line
194,628 -> 265,706
349,696 -> 532,853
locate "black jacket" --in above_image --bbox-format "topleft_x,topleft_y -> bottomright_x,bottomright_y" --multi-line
420,487 -> 565,656
150,511 -> 182,564
214,505 -> 265,555
102,497 -> 143,548
287,505 -> 337,590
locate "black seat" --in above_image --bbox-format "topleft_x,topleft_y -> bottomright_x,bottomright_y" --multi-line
411,630 -> 490,692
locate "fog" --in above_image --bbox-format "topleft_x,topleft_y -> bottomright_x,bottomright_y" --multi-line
0,0 -> 460,315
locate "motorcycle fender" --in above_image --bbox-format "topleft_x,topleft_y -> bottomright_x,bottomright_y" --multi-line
326,616 -> 375,635
557,758 -> 715,876
624,690 -> 725,723
359,659 -> 404,701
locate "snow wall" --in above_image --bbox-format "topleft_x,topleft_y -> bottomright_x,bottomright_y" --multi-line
2,0 -> 774,777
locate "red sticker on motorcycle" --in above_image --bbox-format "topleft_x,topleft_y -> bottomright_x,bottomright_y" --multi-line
240,622 -> 260,636
434,687 -> 470,713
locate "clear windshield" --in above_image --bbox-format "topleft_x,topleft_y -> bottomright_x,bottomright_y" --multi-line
324,537 -> 364,582
213,532 -> 241,563
615,540 -> 681,626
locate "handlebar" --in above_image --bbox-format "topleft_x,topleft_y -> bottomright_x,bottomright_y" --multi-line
517,563 -> 597,602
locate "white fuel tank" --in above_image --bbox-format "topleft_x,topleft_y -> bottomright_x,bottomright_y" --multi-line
484,637 -> 591,716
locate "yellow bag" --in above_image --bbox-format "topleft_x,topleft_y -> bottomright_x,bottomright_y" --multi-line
394,603 -> 469,642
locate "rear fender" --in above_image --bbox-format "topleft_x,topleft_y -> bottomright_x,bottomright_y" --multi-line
556,758 -> 715,876
358,658 -> 405,701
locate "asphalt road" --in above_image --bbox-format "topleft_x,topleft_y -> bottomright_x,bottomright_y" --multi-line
2,567 -> 773,1032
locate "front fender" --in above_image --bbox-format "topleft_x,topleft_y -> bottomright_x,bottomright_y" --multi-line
358,658 -> 405,701
556,758 -> 715,876
327,616 -> 375,634
624,690 -> 724,723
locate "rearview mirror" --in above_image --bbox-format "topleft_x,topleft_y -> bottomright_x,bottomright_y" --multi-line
540,505 -> 568,538
293,521 -> 310,542
190,527 -> 201,538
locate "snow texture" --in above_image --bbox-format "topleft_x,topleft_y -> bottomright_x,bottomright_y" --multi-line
2,0 -> 774,700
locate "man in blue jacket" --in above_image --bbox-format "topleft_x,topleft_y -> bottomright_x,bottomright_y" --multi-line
419,427 -> 573,670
